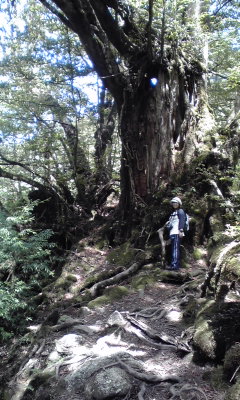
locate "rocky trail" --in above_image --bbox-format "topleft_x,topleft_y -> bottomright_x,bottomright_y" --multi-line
0,237 -> 229,400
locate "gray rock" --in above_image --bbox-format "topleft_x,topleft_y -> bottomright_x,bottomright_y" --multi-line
80,306 -> 93,316
66,352 -> 140,393
84,367 -> 131,399
55,333 -> 83,355
107,311 -> 127,327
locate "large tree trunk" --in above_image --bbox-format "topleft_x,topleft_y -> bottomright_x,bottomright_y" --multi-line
119,59 -> 208,217
39,0 -> 214,225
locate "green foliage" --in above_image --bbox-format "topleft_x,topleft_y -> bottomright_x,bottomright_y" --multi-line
0,280 -> 26,314
0,280 -> 27,338
0,203 -> 57,342
0,0 -> 238,209
0,0 -> 98,210
206,1 -> 240,124
0,204 -> 55,281
0,0 -> 122,211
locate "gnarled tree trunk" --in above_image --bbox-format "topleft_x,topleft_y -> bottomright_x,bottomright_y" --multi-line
119,59 -> 210,219
39,0 -> 213,226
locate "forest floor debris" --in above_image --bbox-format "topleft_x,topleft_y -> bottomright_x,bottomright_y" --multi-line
0,239 -> 228,400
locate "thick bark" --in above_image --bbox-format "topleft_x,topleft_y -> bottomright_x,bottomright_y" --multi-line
121,78 -> 174,199
120,60 -> 204,209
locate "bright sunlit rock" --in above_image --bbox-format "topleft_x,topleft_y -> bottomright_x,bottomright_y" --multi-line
166,310 -> 182,322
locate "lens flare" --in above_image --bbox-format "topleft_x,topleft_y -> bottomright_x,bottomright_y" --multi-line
150,77 -> 158,87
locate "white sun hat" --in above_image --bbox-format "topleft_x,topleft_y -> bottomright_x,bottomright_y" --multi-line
170,197 -> 182,206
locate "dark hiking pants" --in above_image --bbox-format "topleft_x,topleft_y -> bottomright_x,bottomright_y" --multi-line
170,234 -> 181,270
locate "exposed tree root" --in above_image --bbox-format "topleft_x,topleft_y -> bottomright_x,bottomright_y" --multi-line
130,304 -> 167,320
170,383 -> 208,399
138,309 -> 166,319
125,314 -> 191,353
108,311 -> 178,350
137,382 -> 146,400
18,343 -> 41,371
79,265 -> 124,292
55,355 -> 93,378
88,261 -> 146,298
51,320 -> 85,331
51,319 -> 108,337
180,277 -> 203,295
116,356 -> 181,383
35,339 -> 46,355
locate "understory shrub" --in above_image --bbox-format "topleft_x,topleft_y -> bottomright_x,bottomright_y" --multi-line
0,203 -> 57,341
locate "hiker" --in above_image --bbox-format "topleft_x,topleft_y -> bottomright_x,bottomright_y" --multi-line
165,197 -> 185,270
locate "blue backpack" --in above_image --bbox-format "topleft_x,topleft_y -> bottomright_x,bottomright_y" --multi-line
177,210 -> 190,232
184,212 -> 190,232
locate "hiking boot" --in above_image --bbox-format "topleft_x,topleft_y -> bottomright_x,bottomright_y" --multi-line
165,266 -> 174,270
165,266 -> 180,271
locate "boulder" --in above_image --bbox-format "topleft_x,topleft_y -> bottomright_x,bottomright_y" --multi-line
66,353 -> 140,396
55,333 -> 84,355
85,367 -> 131,400
225,379 -> 240,400
193,301 -> 240,362
223,343 -> 240,380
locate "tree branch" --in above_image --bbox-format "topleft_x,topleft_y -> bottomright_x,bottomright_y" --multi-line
38,0 -> 75,31
0,166 -> 75,210
0,151 -> 58,189
213,0 -> 234,16
0,152 -> 38,177
209,70 -> 228,79
116,356 -> 180,383
89,0 -> 134,55
39,0 -> 127,106
147,0 -> 154,58
0,167 -> 46,191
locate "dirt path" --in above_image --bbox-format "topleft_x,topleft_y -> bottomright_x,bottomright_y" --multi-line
64,283 -> 225,400
44,241 -> 226,400
0,241 -> 227,400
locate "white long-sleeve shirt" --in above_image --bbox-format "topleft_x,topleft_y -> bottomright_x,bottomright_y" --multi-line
168,209 -> 185,236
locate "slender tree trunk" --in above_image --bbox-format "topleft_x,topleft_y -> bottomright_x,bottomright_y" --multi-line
94,87 -> 117,185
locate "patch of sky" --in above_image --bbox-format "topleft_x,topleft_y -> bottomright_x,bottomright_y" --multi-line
75,74 -> 99,105
0,1 -> 26,35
